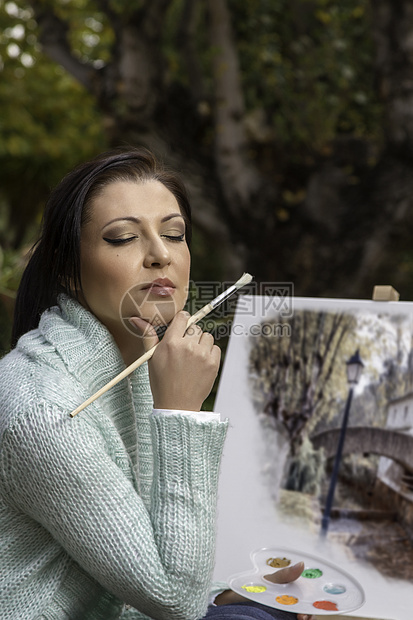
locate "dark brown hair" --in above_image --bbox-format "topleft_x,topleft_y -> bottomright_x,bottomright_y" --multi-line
12,148 -> 192,346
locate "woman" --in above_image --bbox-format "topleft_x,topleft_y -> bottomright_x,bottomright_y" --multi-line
0,148 -> 312,620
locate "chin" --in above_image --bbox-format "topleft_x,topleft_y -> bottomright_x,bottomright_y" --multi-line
129,301 -> 179,327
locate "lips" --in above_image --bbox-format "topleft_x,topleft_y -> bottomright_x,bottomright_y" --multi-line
141,278 -> 176,297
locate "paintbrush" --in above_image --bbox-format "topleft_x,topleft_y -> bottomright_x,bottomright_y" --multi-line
70,272 -> 253,417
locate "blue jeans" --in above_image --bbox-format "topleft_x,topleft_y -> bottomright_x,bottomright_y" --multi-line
203,602 -> 298,619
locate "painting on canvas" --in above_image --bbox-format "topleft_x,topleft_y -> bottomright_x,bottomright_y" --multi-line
213,293 -> 413,620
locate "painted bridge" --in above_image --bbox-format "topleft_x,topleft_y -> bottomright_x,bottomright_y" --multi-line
311,426 -> 413,473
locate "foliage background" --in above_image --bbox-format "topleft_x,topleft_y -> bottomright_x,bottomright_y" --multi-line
1,0 -> 413,364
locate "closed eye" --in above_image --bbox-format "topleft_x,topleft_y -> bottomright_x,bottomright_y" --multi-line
103,233 -> 185,245
162,234 -> 185,242
103,237 -> 136,245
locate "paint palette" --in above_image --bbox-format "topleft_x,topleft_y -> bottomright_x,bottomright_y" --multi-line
228,547 -> 365,615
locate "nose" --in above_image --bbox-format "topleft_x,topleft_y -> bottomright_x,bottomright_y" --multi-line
143,235 -> 171,268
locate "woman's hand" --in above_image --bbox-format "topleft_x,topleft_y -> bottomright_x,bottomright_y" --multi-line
130,311 -> 221,411
214,562 -> 315,620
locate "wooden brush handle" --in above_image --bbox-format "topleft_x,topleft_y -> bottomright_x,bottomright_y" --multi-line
70,303 -> 214,418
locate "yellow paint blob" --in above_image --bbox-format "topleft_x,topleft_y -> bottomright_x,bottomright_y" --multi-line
276,595 -> 299,606
242,585 -> 267,593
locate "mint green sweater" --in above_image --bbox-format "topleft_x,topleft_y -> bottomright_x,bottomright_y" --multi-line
0,296 -> 228,620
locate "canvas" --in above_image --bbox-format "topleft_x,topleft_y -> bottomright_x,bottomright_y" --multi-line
213,295 -> 413,620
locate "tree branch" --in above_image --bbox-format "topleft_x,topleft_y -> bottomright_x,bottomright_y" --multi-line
140,0 -> 174,39
94,0 -> 119,25
372,0 -> 413,153
208,0 -> 261,214
176,0 -> 206,101
30,2 -> 97,92
109,1 -> 174,118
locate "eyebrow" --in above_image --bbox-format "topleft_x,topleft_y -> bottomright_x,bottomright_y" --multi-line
101,213 -> 185,231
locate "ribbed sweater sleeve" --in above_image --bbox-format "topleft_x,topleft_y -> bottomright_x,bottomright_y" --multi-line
0,403 -> 228,620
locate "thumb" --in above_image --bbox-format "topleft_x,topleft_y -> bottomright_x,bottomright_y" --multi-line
128,316 -> 159,352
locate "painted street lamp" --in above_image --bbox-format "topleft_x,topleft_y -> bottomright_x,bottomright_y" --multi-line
321,350 -> 364,536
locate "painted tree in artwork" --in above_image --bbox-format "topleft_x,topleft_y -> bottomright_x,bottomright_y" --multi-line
347,313 -> 413,429
248,306 -> 413,460
249,310 -> 357,453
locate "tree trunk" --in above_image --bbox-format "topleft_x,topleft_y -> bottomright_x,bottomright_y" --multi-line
29,0 -> 413,297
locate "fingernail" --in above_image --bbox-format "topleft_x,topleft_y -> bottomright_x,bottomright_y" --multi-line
128,317 -> 147,332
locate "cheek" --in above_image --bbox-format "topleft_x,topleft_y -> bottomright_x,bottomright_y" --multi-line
80,251 -> 123,303
178,254 -> 191,296
180,246 -> 191,276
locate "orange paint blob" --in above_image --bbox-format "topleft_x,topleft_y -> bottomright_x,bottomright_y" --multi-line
276,595 -> 298,606
313,600 -> 339,611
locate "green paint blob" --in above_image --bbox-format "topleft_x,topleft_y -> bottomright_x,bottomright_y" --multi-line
302,568 -> 323,579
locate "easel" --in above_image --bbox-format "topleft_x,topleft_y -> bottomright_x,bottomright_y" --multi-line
372,285 -> 400,302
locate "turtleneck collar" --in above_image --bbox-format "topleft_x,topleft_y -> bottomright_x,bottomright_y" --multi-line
38,294 -> 126,383
42,293 -> 151,408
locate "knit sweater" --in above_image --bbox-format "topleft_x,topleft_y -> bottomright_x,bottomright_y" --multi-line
0,296 -> 228,620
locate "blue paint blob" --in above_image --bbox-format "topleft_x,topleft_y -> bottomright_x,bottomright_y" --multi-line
323,583 -> 346,595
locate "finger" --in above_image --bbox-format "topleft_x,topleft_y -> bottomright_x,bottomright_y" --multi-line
184,323 -> 203,339
161,310 -> 192,340
199,331 -> 217,351
211,343 -> 221,364
297,616 -> 314,620
264,561 -> 304,584
128,316 -> 159,352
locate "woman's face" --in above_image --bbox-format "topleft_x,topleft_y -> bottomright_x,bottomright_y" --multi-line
79,180 -> 191,337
